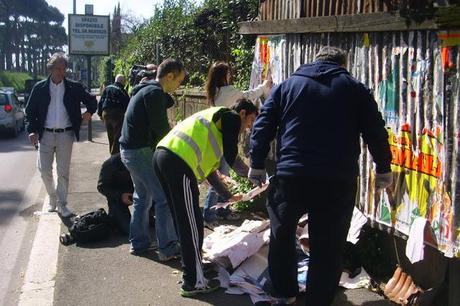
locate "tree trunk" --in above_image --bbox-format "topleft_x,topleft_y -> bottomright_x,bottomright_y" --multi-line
0,50 -> 5,71
4,17 -> 13,70
14,16 -> 20,70
20,40 -> 26,71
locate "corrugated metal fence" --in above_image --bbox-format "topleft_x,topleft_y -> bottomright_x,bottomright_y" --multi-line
259,0 -> 392,20
263,31 -> 459,255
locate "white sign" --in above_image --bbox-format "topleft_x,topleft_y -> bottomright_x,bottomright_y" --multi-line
68,14 -> 110,55
85,4 -> 94,15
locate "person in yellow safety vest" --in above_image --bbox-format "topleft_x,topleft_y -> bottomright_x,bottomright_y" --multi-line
153,99 -> 258,297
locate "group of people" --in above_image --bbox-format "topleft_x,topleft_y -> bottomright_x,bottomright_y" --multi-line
25,46 -> 393,305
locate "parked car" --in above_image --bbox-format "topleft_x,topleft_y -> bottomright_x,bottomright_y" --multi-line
0,89 -> 25,137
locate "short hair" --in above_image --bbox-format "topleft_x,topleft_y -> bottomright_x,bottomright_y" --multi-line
115,74 -> 125,84
47,52 -> 68,70
231,99 -> 258,116
156,59 -> 185,79
314,46 -> 347,66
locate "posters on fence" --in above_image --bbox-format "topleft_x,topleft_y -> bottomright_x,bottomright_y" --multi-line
374,44 -> 459,258
250,35 -> 285,89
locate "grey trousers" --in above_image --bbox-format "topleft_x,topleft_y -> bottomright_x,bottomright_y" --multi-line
37,131 -> 74,206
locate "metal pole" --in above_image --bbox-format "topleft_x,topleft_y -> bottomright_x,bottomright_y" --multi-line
87,55 -> 92,141
73,0 -> 76,14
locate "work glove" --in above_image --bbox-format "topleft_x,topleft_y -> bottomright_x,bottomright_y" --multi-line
375,172 -> 393,190
248,168 -> 267,186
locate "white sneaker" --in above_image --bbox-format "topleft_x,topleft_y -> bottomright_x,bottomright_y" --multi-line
57,205 -> 74,218
46,202 -> 57,212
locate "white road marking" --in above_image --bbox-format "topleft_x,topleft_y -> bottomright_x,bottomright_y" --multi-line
17,171 -> 62,306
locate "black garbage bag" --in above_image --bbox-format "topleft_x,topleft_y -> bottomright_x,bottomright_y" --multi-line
60,208 -> 111,245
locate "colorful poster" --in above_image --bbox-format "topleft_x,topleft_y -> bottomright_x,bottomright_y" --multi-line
250,35 -> 286,89
373,124 -> 458,257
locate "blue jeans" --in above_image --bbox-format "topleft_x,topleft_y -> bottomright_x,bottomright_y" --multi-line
203,159 -> 231,222
120,147 -> 179,256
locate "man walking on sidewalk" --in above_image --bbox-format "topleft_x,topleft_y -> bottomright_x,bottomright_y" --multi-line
119,58 -> 184,259
97,74 -> 130,154
249,46 -> 393,305
25,52 -> 97,217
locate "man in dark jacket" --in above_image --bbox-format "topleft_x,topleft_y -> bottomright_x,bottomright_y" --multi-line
97,153 -> 133,235
25,52 -> 97,217
119,58 -> 184,260
249,46 -> 393,305
97,74 -> 130,154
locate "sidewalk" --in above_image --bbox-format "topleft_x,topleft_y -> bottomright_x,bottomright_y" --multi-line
53,116 -> 391,305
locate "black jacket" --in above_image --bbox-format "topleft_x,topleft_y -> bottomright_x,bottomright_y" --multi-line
119,81 -> 174,150
97,154 -> 133,204
97,82 -> 130,117
25,76 -> 97,141
250,61 -> 392,179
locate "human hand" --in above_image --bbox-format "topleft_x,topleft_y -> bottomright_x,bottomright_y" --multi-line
217,172 -> 236,187
228,193 -> 243,203
375,172 -> 393,190
29,133 -> 38,148
248,168 -> 267,187
81,112 -> 92,122
121,193 -> 133,206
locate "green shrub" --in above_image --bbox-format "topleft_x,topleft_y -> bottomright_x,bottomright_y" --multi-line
229,170 -> 255,212
0,71 -> 33,92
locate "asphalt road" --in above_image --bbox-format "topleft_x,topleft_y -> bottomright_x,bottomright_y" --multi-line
0,131 -> 45,305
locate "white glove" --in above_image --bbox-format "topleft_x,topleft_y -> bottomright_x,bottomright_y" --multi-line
375,172 -> 393,190
248,168 -> 267,186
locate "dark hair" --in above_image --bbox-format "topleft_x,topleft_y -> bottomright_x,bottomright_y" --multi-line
206,61 -> 231,106
137,69 -> 157,83
231,98 -> 258,116
157,58 -> 185,79
314,46 -> 347,66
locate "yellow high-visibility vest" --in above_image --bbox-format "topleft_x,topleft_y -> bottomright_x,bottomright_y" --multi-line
157,107 -> 225,182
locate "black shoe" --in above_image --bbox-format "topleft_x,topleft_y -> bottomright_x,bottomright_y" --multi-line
129,243 -> 158,256
203,262 -> 218,279
180,279 -> 220,297
59,233 -> 75,245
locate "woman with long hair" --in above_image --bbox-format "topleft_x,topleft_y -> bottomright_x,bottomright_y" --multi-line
203,61 -> 272,229
205,61 -> 271,107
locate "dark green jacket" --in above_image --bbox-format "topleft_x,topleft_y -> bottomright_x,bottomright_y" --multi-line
119,81 -> 174,150
97,82 -> 129,117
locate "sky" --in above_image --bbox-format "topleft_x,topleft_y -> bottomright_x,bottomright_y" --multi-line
45,0 -> 166,31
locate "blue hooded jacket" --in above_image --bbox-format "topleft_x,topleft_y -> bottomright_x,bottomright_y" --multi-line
250,61 -> 391,179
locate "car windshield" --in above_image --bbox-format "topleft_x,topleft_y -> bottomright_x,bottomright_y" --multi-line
0,93 -> 8,106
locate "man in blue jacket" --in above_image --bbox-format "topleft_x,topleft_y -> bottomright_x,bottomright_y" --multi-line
26,52 -> 97,217
249,46 -> 393,306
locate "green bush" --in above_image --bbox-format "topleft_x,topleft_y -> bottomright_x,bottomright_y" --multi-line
114,0 -> 259,89
229,170 -> 256,212
97,56 -> 115,87
0,71 -> 33,92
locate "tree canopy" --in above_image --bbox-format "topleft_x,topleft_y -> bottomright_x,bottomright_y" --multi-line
0,0 -> 67,75
115,0 -> 259,88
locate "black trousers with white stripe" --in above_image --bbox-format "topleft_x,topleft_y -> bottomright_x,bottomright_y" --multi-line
153,148 -> 207,288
